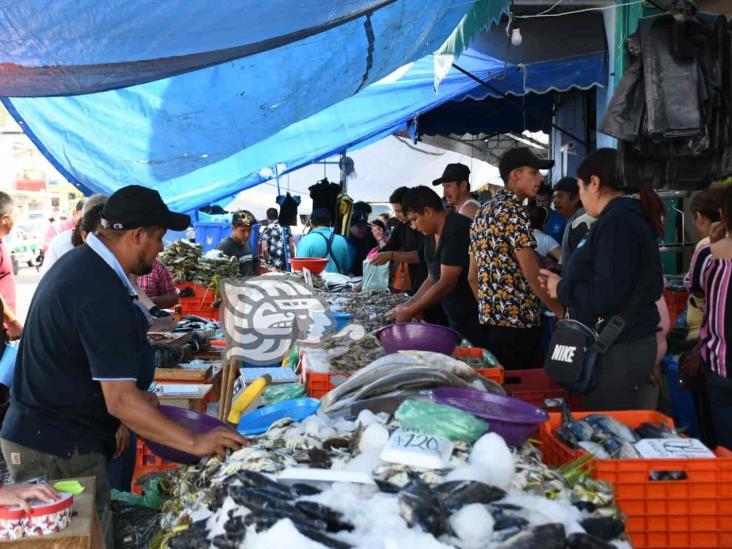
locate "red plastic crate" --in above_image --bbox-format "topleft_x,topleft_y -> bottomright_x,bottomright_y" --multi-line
176,281 -> 220,320
452,347 -> 506,385
663,288 -> 689,329
502,368 -> 583,411
306,371 -> 350,398
539,410 -> 732,548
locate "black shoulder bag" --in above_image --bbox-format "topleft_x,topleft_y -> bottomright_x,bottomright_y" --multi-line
544,255 -> 653,395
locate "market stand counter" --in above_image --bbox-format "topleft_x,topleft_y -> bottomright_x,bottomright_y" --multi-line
0,476 -> 104,548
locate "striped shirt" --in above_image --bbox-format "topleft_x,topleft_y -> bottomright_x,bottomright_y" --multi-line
685,238 -> 712,338
699,247 -> 732,379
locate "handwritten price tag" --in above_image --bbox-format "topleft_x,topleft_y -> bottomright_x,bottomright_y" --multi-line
380,428 -> 454,469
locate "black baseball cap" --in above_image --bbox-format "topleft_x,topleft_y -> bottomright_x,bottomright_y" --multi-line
499,148 -> 554,182
432,163 -> 470,186
101,185 -> 190,231
232,210 -> 255,228
554,176 -> 579,195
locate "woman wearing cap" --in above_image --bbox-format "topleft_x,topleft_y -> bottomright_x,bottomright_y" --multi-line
217,210 -> 257,276
539,149 -> 665,410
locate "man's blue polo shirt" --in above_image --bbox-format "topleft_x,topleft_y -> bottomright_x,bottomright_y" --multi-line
1,243 -> 154,459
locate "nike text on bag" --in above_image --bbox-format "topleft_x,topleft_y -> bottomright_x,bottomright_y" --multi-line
544,319 -> 599,394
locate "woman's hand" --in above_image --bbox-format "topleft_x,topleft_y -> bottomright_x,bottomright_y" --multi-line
0,484 -> 59,512
370,252 -> 391,266
538,269 -> 561,299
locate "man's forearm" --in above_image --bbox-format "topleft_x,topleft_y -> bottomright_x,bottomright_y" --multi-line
388,250 -> 419,264
109,389 -> 198,452
410,278 -> 455,316
152,294 -> 179,309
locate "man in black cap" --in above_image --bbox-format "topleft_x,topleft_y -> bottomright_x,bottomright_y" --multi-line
1,185 -> 245,540
469,148 -> 564,369
432,163 -> 480,219
347,203 -> 378,277
218,209 -> 257,276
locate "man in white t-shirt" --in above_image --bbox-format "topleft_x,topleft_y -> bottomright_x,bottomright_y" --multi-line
42,195 -> 108,275
527,204 -> 560,262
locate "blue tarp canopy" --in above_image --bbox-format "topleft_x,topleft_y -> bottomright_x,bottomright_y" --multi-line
2,4 -> 607,213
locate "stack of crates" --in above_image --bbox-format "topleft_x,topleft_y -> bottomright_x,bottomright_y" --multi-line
540,410 -> 732,548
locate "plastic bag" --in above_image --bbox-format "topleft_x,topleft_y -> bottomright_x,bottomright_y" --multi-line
263,383 -> 306,404
395,399 -> 488,443
362,260 -> 389,293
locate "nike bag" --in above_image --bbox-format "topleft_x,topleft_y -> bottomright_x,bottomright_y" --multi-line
544,319 -> 600,394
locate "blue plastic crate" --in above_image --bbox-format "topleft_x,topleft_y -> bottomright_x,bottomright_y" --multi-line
194,222 -> 230,252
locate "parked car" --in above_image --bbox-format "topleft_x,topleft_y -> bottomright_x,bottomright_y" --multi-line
5,228 -> 41,274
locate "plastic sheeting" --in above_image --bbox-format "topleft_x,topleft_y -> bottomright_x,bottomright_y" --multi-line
2,0 -> 497,212
2,3 -> 607,213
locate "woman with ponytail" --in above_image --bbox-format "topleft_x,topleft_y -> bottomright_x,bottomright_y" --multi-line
539,148 -> 664,410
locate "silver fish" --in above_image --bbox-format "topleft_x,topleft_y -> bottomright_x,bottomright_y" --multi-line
578,440 -> 610,459
584,415 -> 639,443
320,352 -> 478,410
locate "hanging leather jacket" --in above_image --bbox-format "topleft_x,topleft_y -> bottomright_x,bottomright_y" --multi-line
600,10 -> 731,190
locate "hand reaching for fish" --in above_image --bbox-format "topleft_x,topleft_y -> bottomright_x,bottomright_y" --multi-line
392,304 -> 415,323
192,427 -> 248,459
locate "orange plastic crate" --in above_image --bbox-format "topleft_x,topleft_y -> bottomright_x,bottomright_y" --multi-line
539,410 -> 732,548
452,347 -> 505,385
131,439 -> 178,494
502,368 -> 583,411
176,281 -> 220,320
306,371 -> 350,398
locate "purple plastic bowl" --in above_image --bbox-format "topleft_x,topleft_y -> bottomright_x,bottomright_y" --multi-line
145,405 -> 229,464
432,387 -> 549,447
375,322 -> 461,355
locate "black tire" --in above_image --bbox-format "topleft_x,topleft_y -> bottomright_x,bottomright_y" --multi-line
11,258 -> 18,276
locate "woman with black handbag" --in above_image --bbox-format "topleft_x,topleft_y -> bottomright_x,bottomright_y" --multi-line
539,149 -> 665,410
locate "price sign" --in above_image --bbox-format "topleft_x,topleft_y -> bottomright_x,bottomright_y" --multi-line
380,428 -> 454,469
634,438 -> 715,459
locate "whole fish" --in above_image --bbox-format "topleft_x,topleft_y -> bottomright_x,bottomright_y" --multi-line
398,477 -> 449,537
324,368 -> 470,413
584,415 -> 638,444
578,441 -> 610,459
320,352 -> 479,410
347,368 -> 469,402
496,523 -> 566,549
603,435 -> 640,459
634,421 -> 678,439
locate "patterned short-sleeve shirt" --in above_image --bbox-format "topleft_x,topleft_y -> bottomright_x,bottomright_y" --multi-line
469,188 -> 543,328
259,221 -> 291,270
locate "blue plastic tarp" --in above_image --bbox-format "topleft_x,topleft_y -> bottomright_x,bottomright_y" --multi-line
2,3 -> 608,213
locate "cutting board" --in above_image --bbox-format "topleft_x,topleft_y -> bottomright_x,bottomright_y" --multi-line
155,365 -> 213,381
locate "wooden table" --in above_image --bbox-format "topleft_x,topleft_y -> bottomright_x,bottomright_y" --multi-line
155,383 -> 213,412
1,476 -> 104,548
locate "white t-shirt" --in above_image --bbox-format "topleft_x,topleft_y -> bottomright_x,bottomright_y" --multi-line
41,229 -> 74,275
533,229 -> 560,257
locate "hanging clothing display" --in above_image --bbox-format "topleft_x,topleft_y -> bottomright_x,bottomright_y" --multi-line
309,179 -> 341,225
276,193 -> 301,226
335,193 -> 353,236
600,10 -> 732,190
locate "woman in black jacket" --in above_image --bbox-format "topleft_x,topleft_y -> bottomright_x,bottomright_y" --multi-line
540,149 -> 665,410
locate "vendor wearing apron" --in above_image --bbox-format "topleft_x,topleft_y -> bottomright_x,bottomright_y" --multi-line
0,186 -> 245,540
